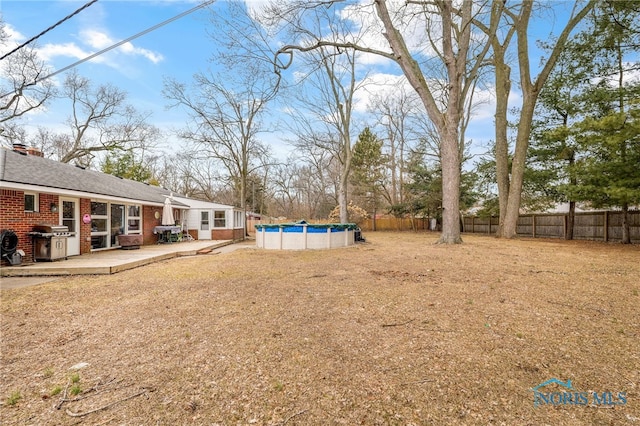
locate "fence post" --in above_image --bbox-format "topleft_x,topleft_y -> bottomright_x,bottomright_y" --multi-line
488,216 -> 492,234
532,215 -> 536,239
604,211 -> 608,242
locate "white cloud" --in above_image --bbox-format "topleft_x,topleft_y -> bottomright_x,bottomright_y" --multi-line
340,0 -> 440,62
354,72 -> 408,113
119,42 -> 164,64
33,27 -> 164,71
2,23 -> 25,43
36,42 -> 96,63
81,29 -> 113,50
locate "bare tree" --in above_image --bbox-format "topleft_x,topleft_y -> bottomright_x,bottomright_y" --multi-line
473,0 -> 595,238
285,43 -> 366,223
33,70 -> 159,166
269,147 -> 339,219
163,71 -> 276,225
367,82 -> 446,208
0,26 -> 56,132
0,122 -> 28,147
265,0 -> 494,243
270,160 -> 303,218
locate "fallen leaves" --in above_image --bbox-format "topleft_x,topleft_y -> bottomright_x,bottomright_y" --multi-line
1,232 -> 638,424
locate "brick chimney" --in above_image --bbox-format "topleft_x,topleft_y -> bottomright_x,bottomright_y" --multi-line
12,143 -> 27,154
26,146 -> 44,157
12,143 -> 44,157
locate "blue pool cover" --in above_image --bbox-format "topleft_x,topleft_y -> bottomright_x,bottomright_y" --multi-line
255,221 -> 358,233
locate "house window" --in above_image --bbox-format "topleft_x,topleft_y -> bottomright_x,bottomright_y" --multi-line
24,193 -> 38,212
127,205 -> 141,233
91,201 -> 109,249
90,201 -> 142,250
214,211 -> 226,228
235,211 -> 243,228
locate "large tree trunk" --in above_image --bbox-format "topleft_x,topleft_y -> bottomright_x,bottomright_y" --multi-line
438,126 -> 462,244
494,0 -> 595,239
500,94 -> 536,238
339,124 -> 352,223
494,61 -> 511,234
338,182 -> 348,223
375,0 -> 468,244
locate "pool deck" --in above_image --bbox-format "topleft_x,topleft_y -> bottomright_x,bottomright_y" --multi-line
0,239 -> 236,277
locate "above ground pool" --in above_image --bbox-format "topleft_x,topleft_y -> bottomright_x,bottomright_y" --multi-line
254,221 -> 358,250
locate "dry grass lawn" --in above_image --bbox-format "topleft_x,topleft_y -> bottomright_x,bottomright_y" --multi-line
1,232 -> 639,425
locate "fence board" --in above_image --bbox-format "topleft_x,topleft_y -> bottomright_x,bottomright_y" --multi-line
360,217 -> 429,232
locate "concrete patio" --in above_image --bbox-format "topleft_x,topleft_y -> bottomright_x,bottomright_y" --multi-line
0,239 -> 237,278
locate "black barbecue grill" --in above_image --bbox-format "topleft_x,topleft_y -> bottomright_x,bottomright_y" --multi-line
28,224 -> 73,261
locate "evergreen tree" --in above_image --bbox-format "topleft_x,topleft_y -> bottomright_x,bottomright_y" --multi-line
530,0 -> 640,242
396,140 -> 478,229
101,151 -> 153,183
567,110 -> 640,243
350,128 -> 386,229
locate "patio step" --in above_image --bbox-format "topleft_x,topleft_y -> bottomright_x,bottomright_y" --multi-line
197,248 -> 214,255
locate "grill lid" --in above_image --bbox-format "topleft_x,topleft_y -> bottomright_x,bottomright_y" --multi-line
32,224 -> 69,234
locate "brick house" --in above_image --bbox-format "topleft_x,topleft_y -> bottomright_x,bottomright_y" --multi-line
0,146 -> 244,265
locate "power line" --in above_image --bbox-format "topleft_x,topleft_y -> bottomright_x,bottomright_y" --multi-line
2,0 -> 214,98
39,0 -> 214,83
0,0 -> 99,61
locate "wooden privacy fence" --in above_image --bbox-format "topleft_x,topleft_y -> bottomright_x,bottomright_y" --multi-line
462,210 -> 640,243
359,217 -> 429,232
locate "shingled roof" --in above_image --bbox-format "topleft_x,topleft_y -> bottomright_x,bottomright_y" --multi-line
0,147 -> 186,206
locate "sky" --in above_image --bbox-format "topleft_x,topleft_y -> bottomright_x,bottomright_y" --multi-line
0,0 -> 584,163
1,0 -> 222,153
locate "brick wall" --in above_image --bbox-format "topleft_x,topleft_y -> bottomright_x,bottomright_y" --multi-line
212,228 -> 245,241
1,190 -> 60,264
2,192 -> 244,265
143,205 -> 163,245
79,198 -> 92,254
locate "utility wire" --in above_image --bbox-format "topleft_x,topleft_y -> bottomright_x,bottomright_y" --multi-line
0,0 -> 99,61
1,0 -> 214,98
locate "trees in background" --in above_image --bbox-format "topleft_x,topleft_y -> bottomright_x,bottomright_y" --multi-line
528,1 -> 640,243
1,65 -> 160,169
268,153 -> 338,220
474,0 -> 596,239
2,3 -> 638,242
294,47 -> 363,224
0,21 -> 56,129
50,71 -> 161,167
163,71 -> 275,218
367,83 -> 426,210
528,48 -> 586,239
266,0 -> 370,224
258,0 -> 495,243
101,151 -> 154,183
564,1 -> 640,244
